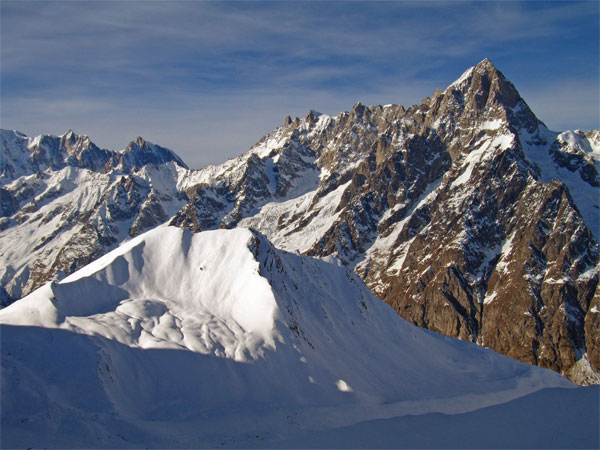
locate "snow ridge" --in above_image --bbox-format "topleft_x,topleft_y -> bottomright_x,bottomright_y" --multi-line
0,225 -> 577,447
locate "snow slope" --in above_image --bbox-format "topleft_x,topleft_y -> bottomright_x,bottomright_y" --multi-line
2,226 -> 592,448
269,386 -> 599,449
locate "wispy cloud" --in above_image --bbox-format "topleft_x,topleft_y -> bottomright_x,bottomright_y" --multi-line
519,78 -> 600,132
1,1 -> 597,168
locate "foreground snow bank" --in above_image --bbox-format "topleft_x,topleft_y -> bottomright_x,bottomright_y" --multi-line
1,226 -> 591,448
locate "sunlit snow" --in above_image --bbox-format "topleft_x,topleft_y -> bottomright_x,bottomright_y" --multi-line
2,226 -> 591,448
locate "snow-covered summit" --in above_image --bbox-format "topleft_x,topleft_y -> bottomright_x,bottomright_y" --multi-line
0,225 -> 577,446
0,129 -> 188,182
1,227 -> 277,359
120,136 -> 189,171
0,224 -> 572,390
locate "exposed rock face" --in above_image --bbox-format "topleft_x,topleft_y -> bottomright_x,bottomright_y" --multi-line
1,59 -> 598,383
238,59 -> 599,384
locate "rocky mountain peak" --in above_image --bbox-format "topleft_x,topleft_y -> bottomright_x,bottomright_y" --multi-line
419,58 -> 543,138
475,57 -> 496,72
351,101 -> 366,118
305,109 -> 321,123
449,58 -> 523,110
59,130 -> 95,155
1,129 -> 108,180
1,129 -> 189,185
62,129 -> 75,140
122,137 -> 188,170
125,136 -> 150,152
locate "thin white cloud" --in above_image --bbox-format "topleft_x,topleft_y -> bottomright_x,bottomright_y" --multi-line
1,77 -> 439,170
519,78 -> 600,132
3,2 -> 593,78
1,1 -> 597,169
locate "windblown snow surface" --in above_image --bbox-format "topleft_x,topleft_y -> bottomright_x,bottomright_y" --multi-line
1,227 -> 597,448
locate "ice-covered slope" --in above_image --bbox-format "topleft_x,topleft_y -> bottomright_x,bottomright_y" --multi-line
0,226 -> 581,448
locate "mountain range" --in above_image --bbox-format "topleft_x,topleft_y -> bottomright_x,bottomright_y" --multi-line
1,58 -> 598,386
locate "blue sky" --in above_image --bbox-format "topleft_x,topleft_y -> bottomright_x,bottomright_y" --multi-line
1,1 -> 598,168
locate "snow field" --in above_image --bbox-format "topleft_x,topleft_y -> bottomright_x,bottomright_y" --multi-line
1,226 -> 583,447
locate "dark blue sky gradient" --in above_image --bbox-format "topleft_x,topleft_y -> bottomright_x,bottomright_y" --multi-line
1,1 -> 598,168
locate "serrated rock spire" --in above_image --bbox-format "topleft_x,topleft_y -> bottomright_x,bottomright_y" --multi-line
449,58 -> 522,109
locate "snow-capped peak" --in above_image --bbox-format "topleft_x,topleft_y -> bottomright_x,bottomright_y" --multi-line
121,136 -> 189,170
0,129 -> 189,183
449,58 -> 500,89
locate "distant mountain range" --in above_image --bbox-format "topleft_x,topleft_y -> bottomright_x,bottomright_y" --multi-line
1,58 -> 598,384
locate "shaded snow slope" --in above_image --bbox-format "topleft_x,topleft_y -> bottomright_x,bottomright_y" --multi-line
269,386 -> 599,449
0,226 -> 581,447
